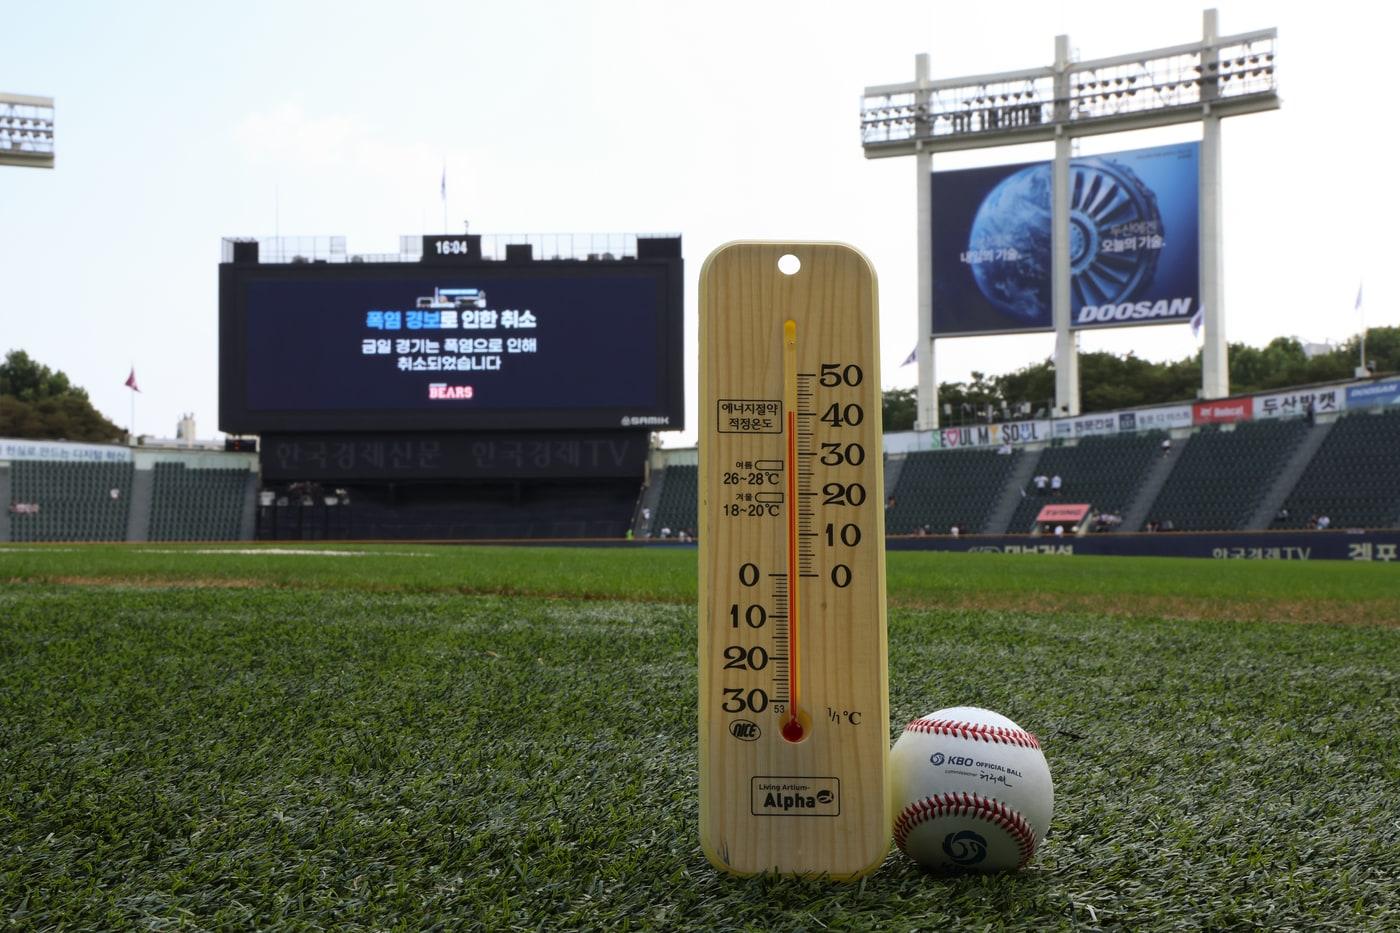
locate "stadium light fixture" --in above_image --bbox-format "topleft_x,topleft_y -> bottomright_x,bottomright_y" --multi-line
860,26 -> 1276,154
862,10 -> 1277,430
0,93 -> 55,169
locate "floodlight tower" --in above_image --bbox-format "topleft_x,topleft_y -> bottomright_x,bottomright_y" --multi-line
0,93 -> 55,169
861,9 -> 1277,429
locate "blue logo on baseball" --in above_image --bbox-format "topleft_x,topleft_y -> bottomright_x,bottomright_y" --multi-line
930,752 -> 946,766
943,830 -> 988,866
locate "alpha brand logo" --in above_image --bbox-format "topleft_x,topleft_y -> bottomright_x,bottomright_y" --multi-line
751,777 -> 840,817
729,720 -> 761,741
1077,297 -> 1193,324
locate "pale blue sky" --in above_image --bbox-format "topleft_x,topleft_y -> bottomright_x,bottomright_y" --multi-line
2,0 -> 1396,447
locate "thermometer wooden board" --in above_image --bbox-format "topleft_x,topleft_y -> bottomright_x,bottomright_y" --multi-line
698,242 -> 889,879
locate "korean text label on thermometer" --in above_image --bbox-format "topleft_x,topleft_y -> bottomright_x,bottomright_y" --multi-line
698,242 -> 889,879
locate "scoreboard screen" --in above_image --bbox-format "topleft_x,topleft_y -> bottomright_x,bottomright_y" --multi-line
219,258 -> 683,433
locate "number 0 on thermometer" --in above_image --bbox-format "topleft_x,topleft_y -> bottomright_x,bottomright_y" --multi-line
698,242 -> 889,878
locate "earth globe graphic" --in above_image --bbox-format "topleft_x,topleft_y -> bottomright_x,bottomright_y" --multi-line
967,158 -> 1163,322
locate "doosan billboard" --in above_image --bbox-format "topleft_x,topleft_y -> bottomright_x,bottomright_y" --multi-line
931,141 -> 1200,336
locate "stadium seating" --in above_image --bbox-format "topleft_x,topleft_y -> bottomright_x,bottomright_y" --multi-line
148,463 -> 248,541
259,479 -> 638,540
1274,409 -> 1400,530
8,460 -> 133,542
1143,419 -> 1308,531
650,464 -> 697,537
1004,432 -> 1166,532
887,448 -> 1021,534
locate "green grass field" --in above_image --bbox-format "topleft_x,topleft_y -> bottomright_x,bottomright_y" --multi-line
2,544 -> 1398,930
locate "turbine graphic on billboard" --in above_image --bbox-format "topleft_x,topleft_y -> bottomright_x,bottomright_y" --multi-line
933,141 -> 1199,335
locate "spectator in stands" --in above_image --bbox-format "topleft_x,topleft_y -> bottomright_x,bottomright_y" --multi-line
1033,474 -> 1049,494
1306,514 -> 1318,529
1275,507 -> 1290,525
996,442 -> 1013,455
1093,510 -> 1122,532
886,495 -> 896,511
1316,514 -> 1331,530
1160,437 -> 1172,456
1053,524 -> 1064,537
1162,519 -> 1175,532
950,523 -> 960,537
1050,474 -> 1063,495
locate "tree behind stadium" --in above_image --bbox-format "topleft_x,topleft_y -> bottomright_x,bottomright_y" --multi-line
884,326 -> 1400,425
0,350 -> 124,443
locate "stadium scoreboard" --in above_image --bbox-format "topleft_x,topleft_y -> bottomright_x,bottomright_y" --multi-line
219,243 -> 683,434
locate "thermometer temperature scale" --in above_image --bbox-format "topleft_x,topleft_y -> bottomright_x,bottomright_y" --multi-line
698,242 -> 889,878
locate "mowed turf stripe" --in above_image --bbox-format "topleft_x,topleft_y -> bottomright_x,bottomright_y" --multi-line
1,584 -> 1397,929
3,544 -> 1398,626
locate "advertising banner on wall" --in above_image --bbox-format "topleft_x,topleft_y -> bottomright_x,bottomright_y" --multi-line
0,438 -> 132,463
886,531 -> 1400,563
1193,398 -> 1253,424
1345,379 -> 1400,410
1051,412 -> 1122,439
1121,405 -> 1194,432
1254,386 -> 1345,420
938,419 -> 1052,450
931,142 -> 1200,336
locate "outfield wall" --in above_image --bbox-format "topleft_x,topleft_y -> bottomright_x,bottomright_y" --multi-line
885,530 -> 1400,562
883,374 -> 1398,453
1,440 -> 258,543
493,530 -> 1400,564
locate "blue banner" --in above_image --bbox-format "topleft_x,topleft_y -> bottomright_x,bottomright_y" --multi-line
931,142 -> 1200,335
886,531 -> 1400,562
1346,380 -> 1400,409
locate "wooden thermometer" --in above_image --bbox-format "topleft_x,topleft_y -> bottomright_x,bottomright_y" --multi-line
698,242 -> 889,878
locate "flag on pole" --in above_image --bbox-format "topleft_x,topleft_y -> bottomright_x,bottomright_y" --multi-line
1189,306 -> 1205,340
901,346 -> 917,367
124,367 -> 140,392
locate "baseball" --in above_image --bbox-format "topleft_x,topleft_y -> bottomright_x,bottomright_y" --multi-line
889,706 -> 1053,872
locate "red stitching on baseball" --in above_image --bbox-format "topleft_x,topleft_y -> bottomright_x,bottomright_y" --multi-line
902,718 -> 1041,749
893,792 -> 1037,868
